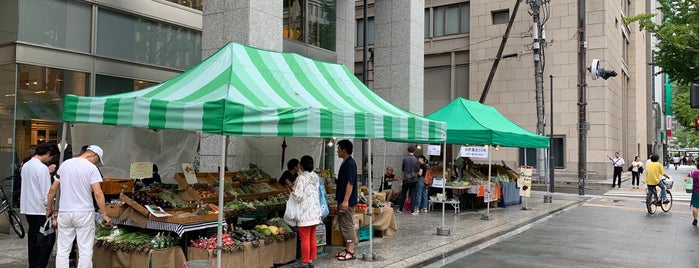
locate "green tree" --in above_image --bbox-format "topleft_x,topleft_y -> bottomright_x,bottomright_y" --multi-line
623,0 -> 699,85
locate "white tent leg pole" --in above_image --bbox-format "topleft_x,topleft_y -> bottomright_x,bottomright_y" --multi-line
436,141 -> 450,236
487,147 -> 492,215
59,122 -> 67,163
216,135 -> 226,268
481,146 -> 493,220
367,140 -> 374,259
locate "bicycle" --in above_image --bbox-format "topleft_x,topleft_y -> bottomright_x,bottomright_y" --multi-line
645,176 -> 673,214
1,176 -> 25,238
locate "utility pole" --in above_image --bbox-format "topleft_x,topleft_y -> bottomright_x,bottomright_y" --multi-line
577,0 -> 587,195
528,0 -> 547,182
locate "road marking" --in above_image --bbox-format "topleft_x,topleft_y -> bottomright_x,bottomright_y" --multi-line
583,203 -> 692,215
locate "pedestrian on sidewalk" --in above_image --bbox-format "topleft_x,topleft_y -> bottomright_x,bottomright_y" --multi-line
414,155 -> 429,213
630,156 -> 643,189
46,145 -> 112,268
290,155 -> 322,268
673,155 -> 680,170
684,162 -> 699,226
399,146 -> 419,215
20,142 -> 59,268
334,140 -> 357,261
609,152 -> 625,189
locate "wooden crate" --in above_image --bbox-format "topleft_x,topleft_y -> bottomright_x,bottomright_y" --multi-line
119,193 -> 150,216
102,178 -> 135,195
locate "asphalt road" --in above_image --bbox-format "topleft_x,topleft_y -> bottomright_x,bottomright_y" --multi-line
437,166 -> 699,268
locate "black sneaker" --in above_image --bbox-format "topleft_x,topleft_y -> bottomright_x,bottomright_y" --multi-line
692,220 -> 697,226
662,199 -> 670,204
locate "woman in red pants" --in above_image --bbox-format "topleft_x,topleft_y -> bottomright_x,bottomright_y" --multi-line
290,155 -> 322,268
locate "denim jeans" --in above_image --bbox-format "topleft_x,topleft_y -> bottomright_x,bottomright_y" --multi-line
414,179 -> 427,209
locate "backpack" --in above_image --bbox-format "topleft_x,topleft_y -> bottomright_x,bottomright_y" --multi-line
423,170 -> 433,185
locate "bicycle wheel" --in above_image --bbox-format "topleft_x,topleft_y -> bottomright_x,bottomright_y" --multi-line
645,192 -> 657,214
661,190 -> 673,212
8,209 -> 25,238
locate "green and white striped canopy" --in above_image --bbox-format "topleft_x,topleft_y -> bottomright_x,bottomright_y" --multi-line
63,42 -> 446,143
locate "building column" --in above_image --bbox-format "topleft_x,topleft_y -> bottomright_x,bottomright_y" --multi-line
200,0 -> 282,172
372,0 -> 425,179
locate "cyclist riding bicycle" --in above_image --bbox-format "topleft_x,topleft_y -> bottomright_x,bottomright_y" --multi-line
646,154 -> 670,204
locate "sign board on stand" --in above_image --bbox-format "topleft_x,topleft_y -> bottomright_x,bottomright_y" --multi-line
518,167 -> 533,197
459,146 -> 488,158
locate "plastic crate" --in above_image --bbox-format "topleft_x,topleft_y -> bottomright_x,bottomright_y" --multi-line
358,226 -> 373,242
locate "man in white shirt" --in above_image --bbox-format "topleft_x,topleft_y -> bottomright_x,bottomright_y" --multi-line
20,142 -> 59,268
46,145 -> 111,268
611,152 -> 625,189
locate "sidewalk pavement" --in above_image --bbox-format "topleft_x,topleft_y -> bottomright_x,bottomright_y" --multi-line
0,191 -> 587,268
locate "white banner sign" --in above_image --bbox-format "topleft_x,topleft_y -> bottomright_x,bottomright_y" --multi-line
427,145 -> 442,156
460,146 -> 489,158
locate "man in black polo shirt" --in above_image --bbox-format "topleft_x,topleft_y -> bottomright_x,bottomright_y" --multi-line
334,139 -> 358,261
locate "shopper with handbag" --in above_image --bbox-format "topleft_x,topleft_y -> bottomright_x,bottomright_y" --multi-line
684,162 -> 699,226
289,155 -> 322,268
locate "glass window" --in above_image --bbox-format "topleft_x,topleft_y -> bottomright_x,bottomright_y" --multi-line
163,0 -> 203,11
284,0 -> 305,42
95,74 -> 157,96
519,137 -> 565,168
433,3 -> 469,37
16,64 -> 88,122
356,17 -> 375,47
307,0 -> 336,51
18,0 -> 91,52
285,0 -> 336,51
424,9 -> 430,38
492,9 -> 510,25
97,8 -> 202,70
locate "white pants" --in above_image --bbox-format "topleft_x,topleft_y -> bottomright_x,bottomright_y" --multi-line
56,211 -> 96,268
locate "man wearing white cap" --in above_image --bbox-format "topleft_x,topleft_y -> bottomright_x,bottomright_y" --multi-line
46,145 -> 111,268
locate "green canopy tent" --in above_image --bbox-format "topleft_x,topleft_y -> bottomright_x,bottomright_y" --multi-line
60,42 -> 446,266
425,97 -> 548,225
426,97 -> 549,148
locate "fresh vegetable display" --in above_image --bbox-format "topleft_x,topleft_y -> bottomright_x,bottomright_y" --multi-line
266,218 -> 296,241
191,183 -> 218,198
95,225 -> 179,253
127,191 -> 174,209
190,233 -> 245,253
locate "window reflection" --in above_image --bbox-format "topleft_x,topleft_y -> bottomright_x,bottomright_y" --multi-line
163,0 -> 204,11
16,64 -> 87,122
284,0 -> 336,51
96,74 -> 157,96
18,0 -> 91,52
97,8 -> 202,70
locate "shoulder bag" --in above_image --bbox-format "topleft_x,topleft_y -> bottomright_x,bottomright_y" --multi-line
318,174 -> 329,219
686,171 -> 695,194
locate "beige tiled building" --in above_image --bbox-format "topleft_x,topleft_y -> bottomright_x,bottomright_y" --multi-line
356,0 -> 652,181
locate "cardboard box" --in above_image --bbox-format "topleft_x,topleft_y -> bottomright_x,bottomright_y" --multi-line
105,203 -> 127,217
329,215 -> 360,246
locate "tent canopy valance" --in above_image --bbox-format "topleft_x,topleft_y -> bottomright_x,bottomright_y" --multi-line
426,98 -> 549,148
62,42 -> 446,143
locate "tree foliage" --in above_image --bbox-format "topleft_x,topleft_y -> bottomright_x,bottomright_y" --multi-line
623,0 -> 699,85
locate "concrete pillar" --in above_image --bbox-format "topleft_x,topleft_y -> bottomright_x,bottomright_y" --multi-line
200,0 -> 282,172
202,0 -> 283,57
372,1 -> 425,181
